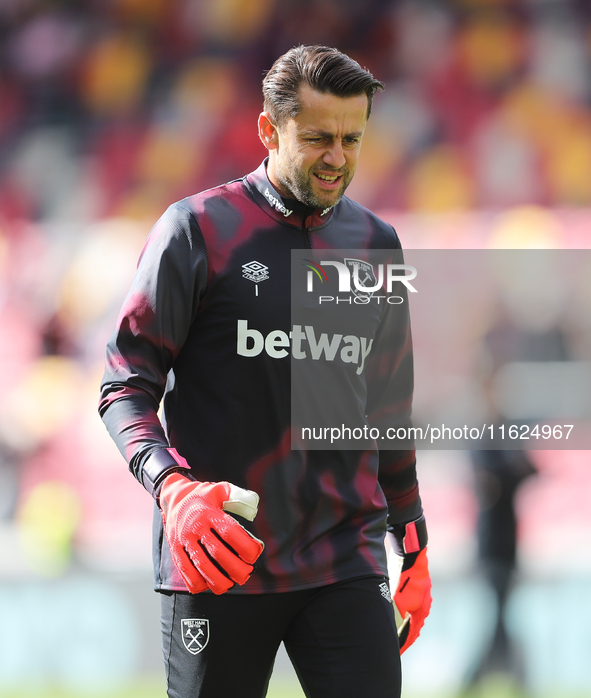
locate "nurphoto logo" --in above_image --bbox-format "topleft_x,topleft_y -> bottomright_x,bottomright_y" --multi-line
303,258 -> 417,305
344,258 -> 378,300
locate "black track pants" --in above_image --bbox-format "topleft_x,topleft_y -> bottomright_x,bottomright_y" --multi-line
161,575 -> 401,698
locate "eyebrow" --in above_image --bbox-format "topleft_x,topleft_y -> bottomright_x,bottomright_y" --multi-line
300,129 -> 364,139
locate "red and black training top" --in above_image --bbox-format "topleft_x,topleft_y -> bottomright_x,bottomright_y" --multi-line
99,160 -> 423,594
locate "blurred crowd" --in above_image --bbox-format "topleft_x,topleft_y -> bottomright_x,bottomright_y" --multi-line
2,0 -> 591,223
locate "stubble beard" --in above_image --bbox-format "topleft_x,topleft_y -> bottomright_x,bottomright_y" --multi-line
276,160 -> 353,210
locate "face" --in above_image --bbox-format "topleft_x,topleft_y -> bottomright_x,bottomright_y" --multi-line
260,85 -> 369,210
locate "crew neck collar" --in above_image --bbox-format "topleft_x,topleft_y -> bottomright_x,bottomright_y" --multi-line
245,159 -> 334,229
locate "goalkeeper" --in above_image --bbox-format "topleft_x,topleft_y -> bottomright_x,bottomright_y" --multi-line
99,45 -> 431,698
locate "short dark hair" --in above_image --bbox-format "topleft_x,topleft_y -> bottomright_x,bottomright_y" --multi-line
262,45 -> 385,127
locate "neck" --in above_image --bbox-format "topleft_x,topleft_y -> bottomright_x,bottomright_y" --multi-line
265,153 -> 292,199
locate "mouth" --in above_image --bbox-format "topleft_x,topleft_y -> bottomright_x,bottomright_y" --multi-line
313,172 -> 343,190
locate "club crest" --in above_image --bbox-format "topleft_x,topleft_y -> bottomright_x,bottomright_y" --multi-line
181,618 -> 209,655
344,258 -> 378,300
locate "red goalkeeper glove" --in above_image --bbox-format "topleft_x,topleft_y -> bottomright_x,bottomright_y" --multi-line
158,465 -> 264,595
386,515 -> 432,654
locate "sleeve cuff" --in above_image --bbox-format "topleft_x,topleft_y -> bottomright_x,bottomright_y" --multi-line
387,514 -> 428,556
141,448 -> 192,497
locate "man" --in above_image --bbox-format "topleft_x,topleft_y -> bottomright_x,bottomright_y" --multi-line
99,45 -> 431,698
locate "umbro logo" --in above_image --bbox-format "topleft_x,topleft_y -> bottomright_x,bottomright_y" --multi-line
242,260 -> 269,283
242,260 -> 269,296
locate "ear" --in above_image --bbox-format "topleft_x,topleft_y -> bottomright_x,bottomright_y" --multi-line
258,112 -> 279,151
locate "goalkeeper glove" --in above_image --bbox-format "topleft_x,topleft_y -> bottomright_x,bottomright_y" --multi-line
156,451 -> 264,595
386,514 -> 432,653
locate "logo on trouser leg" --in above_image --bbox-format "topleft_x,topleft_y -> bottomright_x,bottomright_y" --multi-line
379,581 -> 391,601
181,619 -> 209,655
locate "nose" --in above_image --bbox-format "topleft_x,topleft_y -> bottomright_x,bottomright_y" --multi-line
323,141 -> 346,169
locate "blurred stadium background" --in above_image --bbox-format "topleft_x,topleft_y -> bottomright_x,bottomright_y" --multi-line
1,0 -> 591,696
